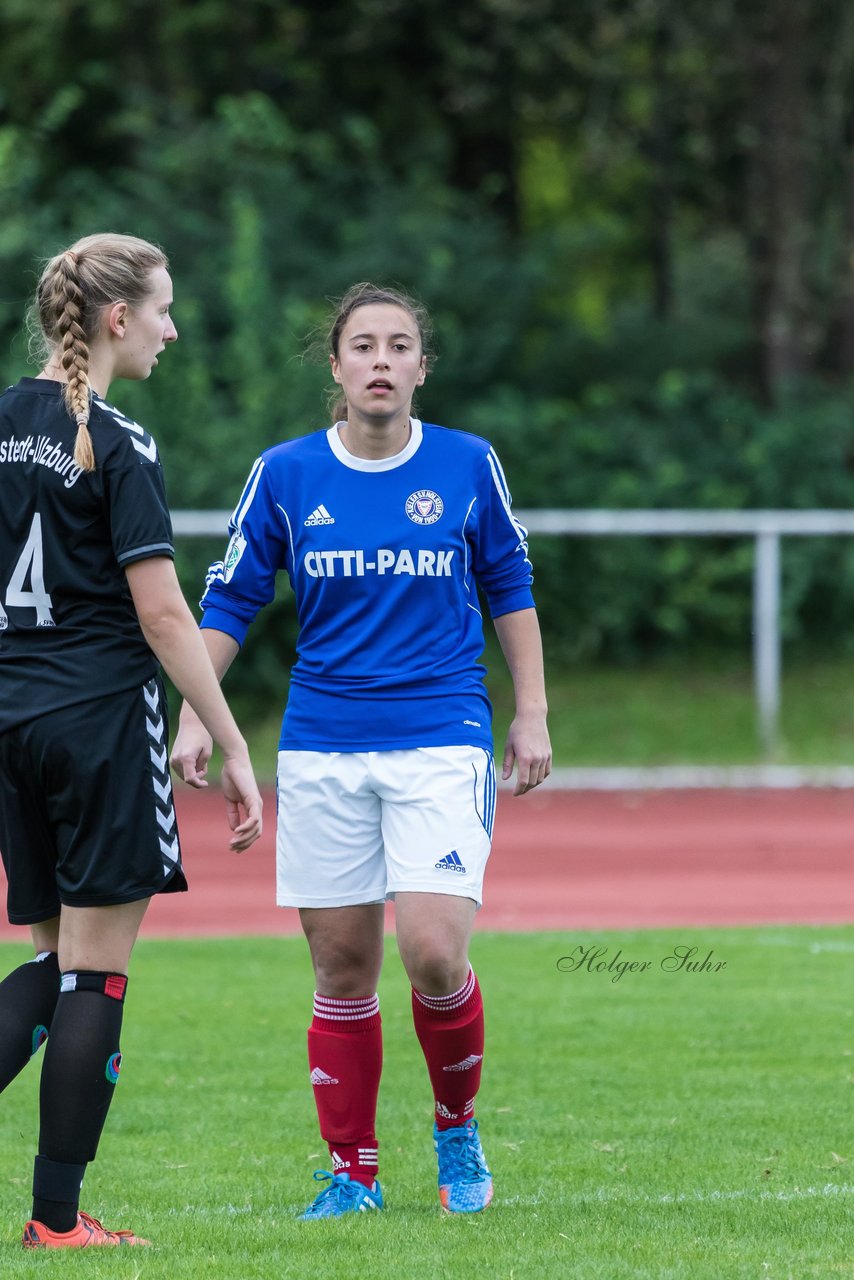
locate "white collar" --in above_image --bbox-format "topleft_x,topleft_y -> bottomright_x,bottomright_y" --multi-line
326,418 -> 423,472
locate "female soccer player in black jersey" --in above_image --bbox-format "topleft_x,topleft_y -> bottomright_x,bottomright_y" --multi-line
0,233 -> 262,1249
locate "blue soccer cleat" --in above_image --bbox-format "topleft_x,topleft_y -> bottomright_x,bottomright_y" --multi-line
297,1170 -> 383,1219
434,1119 -> 494,1213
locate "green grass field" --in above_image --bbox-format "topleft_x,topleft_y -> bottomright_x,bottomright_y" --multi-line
0,928 -> 851,1278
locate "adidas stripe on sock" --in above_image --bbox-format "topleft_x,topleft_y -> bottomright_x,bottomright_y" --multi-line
308,993 -> 382,1187
412,968 -> 485,1130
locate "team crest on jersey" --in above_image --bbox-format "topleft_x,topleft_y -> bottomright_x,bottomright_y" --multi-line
223,530 -> 247,582
405,489 -> 444,525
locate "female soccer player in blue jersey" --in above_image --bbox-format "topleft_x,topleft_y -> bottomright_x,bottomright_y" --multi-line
0,233 -> 262,1249
172,281 -> 551,1217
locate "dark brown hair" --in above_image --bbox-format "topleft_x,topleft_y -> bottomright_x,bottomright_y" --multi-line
323,281 -> 435,423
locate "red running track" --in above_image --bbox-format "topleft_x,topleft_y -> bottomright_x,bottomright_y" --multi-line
3,787 -> 852,940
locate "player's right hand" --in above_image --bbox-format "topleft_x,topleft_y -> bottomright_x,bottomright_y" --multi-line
170,708 -> 214,788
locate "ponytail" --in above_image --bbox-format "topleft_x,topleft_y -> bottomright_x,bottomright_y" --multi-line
54,251 -> 95,471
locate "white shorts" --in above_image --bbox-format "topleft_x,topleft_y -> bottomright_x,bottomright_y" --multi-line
275,746 -> 496,909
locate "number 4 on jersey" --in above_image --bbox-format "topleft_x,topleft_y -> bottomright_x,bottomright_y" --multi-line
0,513 -> 55,629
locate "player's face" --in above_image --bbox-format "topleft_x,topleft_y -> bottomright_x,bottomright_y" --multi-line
116,267 -> 178,381
330,304 -> 426,421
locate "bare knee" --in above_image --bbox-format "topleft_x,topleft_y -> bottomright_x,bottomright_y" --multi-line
395,894 -> 475,995
301,906 -> 385,997
399,938 -> 469,996
311,936 -> 383,996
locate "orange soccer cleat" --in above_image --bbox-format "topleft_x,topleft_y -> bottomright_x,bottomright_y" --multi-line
22,1210 -> 151,1249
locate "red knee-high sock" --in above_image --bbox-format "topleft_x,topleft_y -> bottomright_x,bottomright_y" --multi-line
412,968 -> 484,1130
307,993 -> 382,1187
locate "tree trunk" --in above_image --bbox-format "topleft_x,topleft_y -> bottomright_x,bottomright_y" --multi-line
828,108 -> 854,374
648,18 -> 675,319
746,0 -> 813,401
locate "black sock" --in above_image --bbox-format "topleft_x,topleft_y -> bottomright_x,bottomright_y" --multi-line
31,1156 -> 85,1234
0,951 -> 59,1092
33,971 -> 128,1231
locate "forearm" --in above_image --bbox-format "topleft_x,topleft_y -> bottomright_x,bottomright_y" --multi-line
139,609 -> 244,756
126,558 -> 262,845
174,627 -> 239,727
492,608 -> 551,793
492,608 -> 548,716
125,557 -> 243,756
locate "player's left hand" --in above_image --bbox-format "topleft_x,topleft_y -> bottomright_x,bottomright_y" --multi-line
502,713 -> 552,796
220,755 -> 263,852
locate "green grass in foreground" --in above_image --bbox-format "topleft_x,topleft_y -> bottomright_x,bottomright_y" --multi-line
230,651 -> 854,781
0,928 -> 852,1278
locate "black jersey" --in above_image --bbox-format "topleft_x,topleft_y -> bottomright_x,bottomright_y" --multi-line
0,378 -> 174,732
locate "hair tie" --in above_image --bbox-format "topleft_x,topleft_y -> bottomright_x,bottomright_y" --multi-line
75,412 -> 88,428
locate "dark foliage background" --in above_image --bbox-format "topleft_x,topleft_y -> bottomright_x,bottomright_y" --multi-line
2,1 -> 854,710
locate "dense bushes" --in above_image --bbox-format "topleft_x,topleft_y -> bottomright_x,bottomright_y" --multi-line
3,84 -> 854,715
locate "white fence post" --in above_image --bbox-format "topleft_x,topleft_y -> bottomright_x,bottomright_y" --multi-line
752,530 -> 781,758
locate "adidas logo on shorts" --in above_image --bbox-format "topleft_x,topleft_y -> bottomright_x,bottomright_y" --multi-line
435,850 -> 466,874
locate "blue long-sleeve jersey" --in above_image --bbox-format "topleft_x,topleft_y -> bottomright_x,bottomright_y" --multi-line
200,419 -> 535,751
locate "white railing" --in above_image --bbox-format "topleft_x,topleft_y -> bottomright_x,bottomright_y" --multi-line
172,508 -> 854,757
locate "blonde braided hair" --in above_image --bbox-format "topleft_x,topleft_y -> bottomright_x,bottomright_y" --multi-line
31,233 -> 169,472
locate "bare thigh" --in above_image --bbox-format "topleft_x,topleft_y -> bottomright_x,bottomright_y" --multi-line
395,892 -> 477,995
56,899 -> 151,974
31,916 -> 61,956
300,903 -> 385,997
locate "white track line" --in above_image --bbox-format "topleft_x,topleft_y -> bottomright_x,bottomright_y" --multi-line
497,1182 -> 854,1207
525,766 -> 854,791
165,1182 -> 854,1217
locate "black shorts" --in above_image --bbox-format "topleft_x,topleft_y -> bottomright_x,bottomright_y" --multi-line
0,675 -> 187,925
